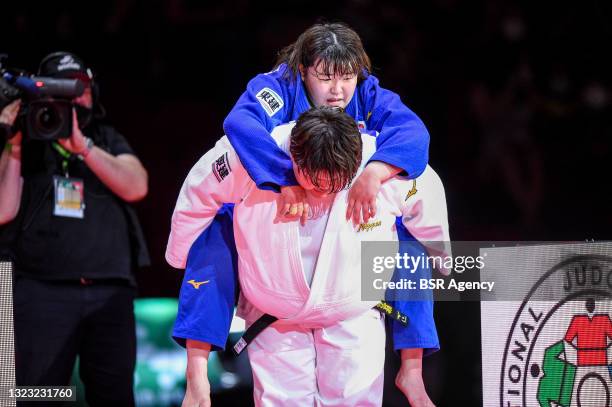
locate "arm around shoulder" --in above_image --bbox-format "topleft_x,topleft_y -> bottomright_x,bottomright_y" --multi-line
362,76 -> 430,179
223,68 -> 297,190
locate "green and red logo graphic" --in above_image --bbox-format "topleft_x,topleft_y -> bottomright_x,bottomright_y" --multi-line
501,255 -> 612,407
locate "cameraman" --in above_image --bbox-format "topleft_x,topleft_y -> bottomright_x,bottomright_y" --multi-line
0,52 -> 149,406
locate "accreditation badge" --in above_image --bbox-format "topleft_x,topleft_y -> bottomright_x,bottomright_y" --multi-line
53,175 -> 85,219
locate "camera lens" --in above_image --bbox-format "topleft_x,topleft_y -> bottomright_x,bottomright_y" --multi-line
34,103 -> 63,135
25,99 -> 72,140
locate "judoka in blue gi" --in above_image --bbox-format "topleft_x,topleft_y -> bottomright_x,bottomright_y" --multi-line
168,23 -> 443,407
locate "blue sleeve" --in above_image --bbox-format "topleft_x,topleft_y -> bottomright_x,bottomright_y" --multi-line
223,66 -> 298,192
387,218 -> 440,356
361,75 -> 430,179
172,204 -> 238,351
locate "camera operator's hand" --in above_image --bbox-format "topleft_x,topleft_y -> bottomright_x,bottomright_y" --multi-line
1,100 -> 22,142
1,100 -> 22,152
58,108 -> 88,155
59,107 -> 148,202
0,99 -> 21,127
0,99 -> 23,224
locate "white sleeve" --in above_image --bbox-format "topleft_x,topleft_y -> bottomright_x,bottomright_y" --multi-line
165,136 -> 251,269
399,166 -> 452,275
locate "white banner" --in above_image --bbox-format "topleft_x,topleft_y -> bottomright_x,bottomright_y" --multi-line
480,243 -> 612,407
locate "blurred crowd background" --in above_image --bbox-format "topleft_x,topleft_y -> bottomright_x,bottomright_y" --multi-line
2,0 -> 610,405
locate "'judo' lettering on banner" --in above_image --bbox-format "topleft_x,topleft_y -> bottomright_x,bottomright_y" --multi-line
212,152 -> 231,182
256,87 -> 284,116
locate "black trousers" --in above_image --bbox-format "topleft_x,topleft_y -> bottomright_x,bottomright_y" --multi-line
13,277 -> 136,407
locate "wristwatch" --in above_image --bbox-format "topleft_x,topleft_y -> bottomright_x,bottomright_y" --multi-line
78,137 -> 95,160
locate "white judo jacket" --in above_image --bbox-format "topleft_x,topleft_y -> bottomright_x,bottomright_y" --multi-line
166,123 -> 450,327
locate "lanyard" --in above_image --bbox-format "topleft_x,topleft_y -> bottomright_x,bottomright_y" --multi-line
51,142 -> 72,177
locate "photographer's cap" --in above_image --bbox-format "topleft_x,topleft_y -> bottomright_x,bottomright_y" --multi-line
38,52 -> 93,83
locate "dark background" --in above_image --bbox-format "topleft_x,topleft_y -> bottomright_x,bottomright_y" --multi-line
2,0 -> 611,405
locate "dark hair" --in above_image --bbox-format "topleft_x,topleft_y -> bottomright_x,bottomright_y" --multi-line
276,22 -> 371,81
290,106 -> 362,193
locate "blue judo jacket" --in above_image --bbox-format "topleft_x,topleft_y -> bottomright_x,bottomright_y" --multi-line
224,64 -> 430,190
172,65 -> 439,354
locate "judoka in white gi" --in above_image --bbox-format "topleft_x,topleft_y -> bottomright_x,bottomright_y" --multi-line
166,107 -> 449,407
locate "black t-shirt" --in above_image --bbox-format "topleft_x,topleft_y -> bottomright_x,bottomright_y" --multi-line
7,122 -> 139,283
